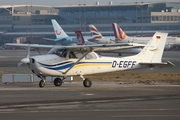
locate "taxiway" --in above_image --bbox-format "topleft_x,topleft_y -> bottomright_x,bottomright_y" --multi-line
0,82 -> 180,120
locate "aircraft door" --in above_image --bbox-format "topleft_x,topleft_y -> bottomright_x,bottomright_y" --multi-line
84,53 -> 100,74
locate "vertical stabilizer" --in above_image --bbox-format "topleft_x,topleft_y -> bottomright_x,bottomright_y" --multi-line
51,19 -> 68,40
112,23 -> 127,40
137,32 -> 168,63
75,30 -> 85,45
89,25 -> 103,40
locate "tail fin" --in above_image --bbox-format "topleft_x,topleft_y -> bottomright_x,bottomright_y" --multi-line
51,19 -> 69,40
112,23 -> 127,40
75,30 -> 85,45
89,25 -> 103,40
137,32 -> 168,63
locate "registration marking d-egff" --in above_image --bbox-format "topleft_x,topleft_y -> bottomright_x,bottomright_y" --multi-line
112,61 -> 136,68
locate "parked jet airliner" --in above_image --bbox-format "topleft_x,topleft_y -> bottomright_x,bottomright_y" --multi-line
88,25 -> 116,44
44,19 -> 91,45
112,23 -> 180,50
88,25 -> 142,54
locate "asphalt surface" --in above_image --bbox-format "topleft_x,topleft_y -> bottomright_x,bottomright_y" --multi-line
0,50 -> 180,120
0,82 -> 180,120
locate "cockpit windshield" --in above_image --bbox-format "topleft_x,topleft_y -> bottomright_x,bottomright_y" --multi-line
48,47 -> 77,58
48,47 -> 99,59
48,47 -> 64,56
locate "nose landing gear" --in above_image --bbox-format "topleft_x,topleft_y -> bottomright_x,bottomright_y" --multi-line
39,77 -> 46,88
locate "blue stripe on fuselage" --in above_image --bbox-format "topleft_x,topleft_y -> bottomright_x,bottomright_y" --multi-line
38,61 -> 111,71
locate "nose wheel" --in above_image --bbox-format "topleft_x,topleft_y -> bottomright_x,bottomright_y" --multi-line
39,77 -> 46,88
39,79 -> 45,88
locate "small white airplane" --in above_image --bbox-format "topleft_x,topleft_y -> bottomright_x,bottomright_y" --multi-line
15,32 -> 174,88
112,23 -> 180,49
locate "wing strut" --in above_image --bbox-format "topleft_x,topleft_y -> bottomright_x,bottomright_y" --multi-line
35,48 -> 42,55
62,47 -> 93,74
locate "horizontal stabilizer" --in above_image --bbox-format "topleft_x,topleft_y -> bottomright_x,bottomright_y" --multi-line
42,38 -> 54,41
42,37 -> 66,41
140,61 -> 175,68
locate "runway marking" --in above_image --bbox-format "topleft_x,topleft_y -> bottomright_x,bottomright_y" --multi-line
112,115 -> 180,117
85,94 -> 94,96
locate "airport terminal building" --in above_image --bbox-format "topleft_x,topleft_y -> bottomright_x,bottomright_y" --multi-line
0,1 -> 180,44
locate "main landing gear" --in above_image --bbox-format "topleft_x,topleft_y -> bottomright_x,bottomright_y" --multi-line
54,77 -> 63,87
53,75 -> 92,88
80,74 -> 92,88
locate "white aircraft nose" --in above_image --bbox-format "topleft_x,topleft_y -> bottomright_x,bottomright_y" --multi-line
21,58 -> 30,64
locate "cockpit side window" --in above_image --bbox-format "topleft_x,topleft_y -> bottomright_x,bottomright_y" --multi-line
48,47 -> 63,56
55,49 -> 62,56
85,53 -> 97,59
69,51 -> 77,58
60,49 -> 67,57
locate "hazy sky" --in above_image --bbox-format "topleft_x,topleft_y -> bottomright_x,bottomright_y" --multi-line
0,0 -> 179,6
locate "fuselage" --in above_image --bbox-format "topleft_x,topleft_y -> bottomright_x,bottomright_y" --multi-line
117,36 -> 180,49
88,37 -> 116,44
29,53 -> 147,77
55,36 -> 92,45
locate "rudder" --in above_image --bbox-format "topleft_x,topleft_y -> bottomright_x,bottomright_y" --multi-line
112,23 -> 127,40
75,30 -> 85,45
89,25 -> 103,40
51,19 -> 68,39
137,32 -> 168,63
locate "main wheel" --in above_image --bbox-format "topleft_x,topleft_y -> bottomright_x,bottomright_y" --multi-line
54,78 -> 63,87
39,80 -> 45,88
83,79 -> 92,88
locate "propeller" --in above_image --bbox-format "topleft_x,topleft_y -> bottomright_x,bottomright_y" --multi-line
17,44 -> 31,67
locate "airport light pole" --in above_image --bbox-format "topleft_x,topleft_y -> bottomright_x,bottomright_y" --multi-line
141,0 -> 143,36
78,3 -> 86,33
136,0 -> 138,36
79,3 -> 82,30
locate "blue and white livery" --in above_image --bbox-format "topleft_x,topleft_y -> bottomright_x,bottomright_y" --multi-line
13,32 -> 175,88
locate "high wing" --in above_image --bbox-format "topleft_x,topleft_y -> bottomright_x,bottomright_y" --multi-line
50,43 -> 145,52
5,43 -> 145,51
5,43 -> 55,49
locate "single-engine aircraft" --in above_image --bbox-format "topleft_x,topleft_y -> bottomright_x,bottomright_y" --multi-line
8,32 -> 174,88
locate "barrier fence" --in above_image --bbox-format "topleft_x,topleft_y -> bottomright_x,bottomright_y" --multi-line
2,74 -> 73,83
